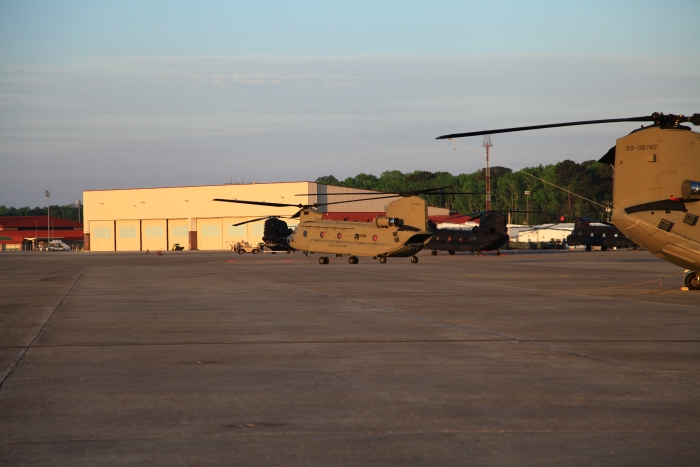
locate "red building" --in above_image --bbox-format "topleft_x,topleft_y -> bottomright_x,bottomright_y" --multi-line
0,216 -> 84,251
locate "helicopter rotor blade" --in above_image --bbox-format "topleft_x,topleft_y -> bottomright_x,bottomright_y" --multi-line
312,194 -> 402,208
297,186 -> 482,197
213,198 -> 305,208
230,216 -> 282,227
436,116 -> 654,140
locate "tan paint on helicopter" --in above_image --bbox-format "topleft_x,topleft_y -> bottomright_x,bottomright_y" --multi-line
289,196 -> 432,258
611,126 -> 700,271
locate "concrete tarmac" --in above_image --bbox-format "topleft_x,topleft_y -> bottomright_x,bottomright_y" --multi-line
1,249 -> 699,466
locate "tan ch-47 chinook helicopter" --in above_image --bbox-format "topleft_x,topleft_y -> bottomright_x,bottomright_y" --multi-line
437,112 -> 700,290
214,187 -> 481,264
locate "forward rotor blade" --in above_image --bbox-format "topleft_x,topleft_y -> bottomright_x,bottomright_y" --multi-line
231,216 -> 276,227
436,116 -> 653,140
420,192 -> 486,195
295,192 -> 390,197
312,194 -> 401,208
411,186 -> 454,194
214,198 -> 305,208
296,186 -> 455,196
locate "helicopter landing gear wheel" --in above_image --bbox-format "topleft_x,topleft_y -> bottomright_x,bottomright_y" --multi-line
379,256 -> 387,264
685,272 -> 700,290
319,257 -> 329,265
349,256 -> 359,264
237,249 -> 245,255
430,250 -> 437,256
585,245 -> 592,252
410,255 -> 418,264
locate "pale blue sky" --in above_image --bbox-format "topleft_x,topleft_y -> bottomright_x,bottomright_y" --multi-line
1,1 -> 699,206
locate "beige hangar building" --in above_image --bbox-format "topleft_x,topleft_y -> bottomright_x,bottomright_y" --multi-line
83,182 -> 449,252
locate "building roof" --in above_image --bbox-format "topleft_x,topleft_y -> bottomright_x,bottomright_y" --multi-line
0,229 -> 85,244
0,216 -> 83,229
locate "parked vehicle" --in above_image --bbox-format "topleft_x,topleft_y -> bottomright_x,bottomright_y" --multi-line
231,241 -> 261,255
48,240 -> 71,251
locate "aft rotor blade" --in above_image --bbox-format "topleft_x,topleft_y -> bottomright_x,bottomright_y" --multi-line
436,116 -> 653,140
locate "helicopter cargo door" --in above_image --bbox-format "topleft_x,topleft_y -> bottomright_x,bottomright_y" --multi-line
141,219 -> 167,251
197,218 -> 223,250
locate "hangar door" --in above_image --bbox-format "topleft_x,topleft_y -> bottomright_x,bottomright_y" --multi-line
116,220 -> 141,251
142,219 -> 167,251
168,219 -> 189,250
90,221 -> 115,252
197,218 -> 223,250
223,217 -> 253,249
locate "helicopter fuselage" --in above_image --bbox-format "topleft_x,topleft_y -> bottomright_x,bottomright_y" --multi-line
288,196 -> 433,258
609,126 -> 700,272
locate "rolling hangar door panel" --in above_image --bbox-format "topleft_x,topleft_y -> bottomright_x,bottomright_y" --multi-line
249,219 -> 266,245
142,219 -> 167,251
197,218 -> 223,250
223,217 -> 251,249
116,220 -> 141,251
168,219 -> 189,250
90,220 -> 115,252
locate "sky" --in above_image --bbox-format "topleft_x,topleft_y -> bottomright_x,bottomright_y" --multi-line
1,0 -> 699,207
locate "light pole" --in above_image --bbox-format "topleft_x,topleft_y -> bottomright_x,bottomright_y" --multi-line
44,190 -> 51,247
524,190 -> 531,225
75,199 -> 81,223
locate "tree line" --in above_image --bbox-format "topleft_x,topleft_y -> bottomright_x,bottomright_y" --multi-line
316,159 -> 613,225
0,205 -> 83,222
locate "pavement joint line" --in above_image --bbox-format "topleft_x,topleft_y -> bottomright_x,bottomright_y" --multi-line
2,339 -> 698,349
0,268 -> 84,391
3,429 -> 700,445
397,272 -> 700,310
261,278 -> 700,386
4,339 -> 508,348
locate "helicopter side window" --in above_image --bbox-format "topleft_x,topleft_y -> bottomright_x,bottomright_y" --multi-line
303,230 -> 307,237
354,233 -> 359,240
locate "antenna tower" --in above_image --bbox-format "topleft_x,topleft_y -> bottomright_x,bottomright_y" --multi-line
482,135 -> 492,211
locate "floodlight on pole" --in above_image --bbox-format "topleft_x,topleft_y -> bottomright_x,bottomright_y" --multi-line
44,190 -> 51,246
524,191 -> 531,225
